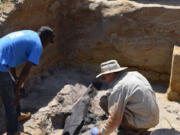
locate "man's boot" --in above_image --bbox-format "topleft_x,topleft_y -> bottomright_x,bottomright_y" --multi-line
5,131 -> 30,135
15,132 -> 30,135
18,112 -> 31,122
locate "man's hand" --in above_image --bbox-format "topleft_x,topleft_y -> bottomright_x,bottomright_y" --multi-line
91,127 -> 101,135
13,61 -> 33,106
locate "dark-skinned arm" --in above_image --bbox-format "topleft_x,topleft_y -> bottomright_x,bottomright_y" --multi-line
13,61 -> 33,106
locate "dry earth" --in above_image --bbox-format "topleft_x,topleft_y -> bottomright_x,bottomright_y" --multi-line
0,0 -> 180,135
1,67 -> 179,135
0,1 -> 14,24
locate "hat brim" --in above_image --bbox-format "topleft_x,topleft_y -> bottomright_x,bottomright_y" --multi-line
96,67 -> 128,78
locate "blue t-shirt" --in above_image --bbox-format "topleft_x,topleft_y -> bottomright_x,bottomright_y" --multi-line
0,30 -> 43,72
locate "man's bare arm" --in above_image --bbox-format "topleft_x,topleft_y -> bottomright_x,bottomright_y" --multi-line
14,61 -> 33,106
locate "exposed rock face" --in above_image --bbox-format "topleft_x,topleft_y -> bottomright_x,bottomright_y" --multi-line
1,0 -> 180,82
57,0 -> 180,79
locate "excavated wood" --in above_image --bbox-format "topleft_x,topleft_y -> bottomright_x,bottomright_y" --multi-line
63,84 -> 98,135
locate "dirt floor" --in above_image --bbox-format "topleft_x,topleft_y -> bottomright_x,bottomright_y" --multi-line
150,83 -> 180,132
0,67 -> 180,135
17,67 -> 180,134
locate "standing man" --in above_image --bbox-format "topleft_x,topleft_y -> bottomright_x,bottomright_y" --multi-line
95,60 -> 159,135
0,26 -> 55,135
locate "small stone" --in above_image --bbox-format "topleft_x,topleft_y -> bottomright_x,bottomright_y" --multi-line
57,96 -> 64,103
176,116 -> 180,121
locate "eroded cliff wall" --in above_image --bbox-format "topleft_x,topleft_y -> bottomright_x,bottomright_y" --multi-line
1,0 -> 180,81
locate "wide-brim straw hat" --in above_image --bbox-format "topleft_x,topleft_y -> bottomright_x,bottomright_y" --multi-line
96,60 -> 128,78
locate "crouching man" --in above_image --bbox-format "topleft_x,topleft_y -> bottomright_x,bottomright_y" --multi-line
95,60 -> 159,135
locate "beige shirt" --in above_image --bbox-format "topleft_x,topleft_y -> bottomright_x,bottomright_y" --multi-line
101,71 -> 159,135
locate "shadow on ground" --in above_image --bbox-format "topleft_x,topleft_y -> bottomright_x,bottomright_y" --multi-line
129,0 -> 180,6
150,82 -> 168,93
151,128 -> 180,135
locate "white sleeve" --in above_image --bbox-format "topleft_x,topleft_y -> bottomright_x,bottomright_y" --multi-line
101,84 -> 128,135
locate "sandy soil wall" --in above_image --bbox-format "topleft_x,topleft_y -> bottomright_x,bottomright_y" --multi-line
1,0 -> 180,83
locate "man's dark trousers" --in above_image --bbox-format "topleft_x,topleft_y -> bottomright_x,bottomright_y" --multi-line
0,71 -> 18,135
